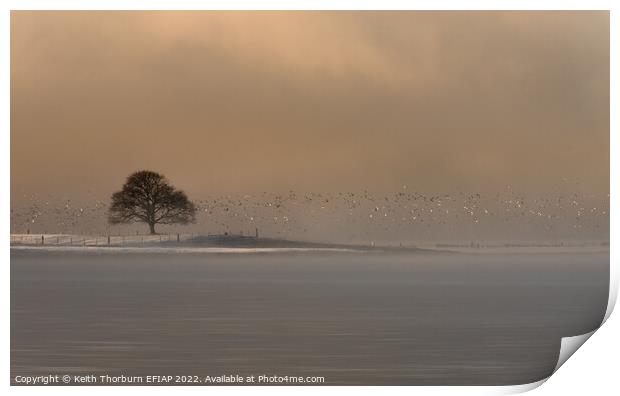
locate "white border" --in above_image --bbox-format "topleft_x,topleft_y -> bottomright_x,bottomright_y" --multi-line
2,1 -> 617,395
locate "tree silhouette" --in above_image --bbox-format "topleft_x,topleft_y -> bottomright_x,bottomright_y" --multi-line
108,170 -> 196,234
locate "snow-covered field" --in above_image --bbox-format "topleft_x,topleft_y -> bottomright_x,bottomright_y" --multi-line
9,233 -> 362,254
419,245 -> 610,255
11,247 -> 609,385
10,245 -> 358,254
10,234 -> 610,258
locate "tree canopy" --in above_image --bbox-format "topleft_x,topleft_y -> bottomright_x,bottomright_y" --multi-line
108,170 -> 196,234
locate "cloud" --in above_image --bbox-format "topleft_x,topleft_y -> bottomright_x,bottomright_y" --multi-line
11,11 -> 609,200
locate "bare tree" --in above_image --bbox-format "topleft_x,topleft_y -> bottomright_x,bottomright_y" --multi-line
108,170 -> 196,234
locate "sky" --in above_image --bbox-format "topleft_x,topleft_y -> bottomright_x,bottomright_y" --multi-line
10,11 -> 609,240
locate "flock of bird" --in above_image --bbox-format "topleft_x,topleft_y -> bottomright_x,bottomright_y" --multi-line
11,189 -> 609,242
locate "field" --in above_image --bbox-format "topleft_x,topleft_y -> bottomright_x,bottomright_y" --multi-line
10,247 -> 609,385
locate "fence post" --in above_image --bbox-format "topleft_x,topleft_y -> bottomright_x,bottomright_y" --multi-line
41,235 -> 44,245
108,235 -> 111,246
177,233 -> 180,242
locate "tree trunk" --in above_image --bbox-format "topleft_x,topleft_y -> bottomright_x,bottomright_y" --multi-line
149,222 -> 156,234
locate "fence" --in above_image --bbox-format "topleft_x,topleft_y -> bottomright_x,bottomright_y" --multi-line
10,233 -> 201,247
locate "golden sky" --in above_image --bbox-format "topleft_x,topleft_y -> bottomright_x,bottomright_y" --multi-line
11,11 -> 609,202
